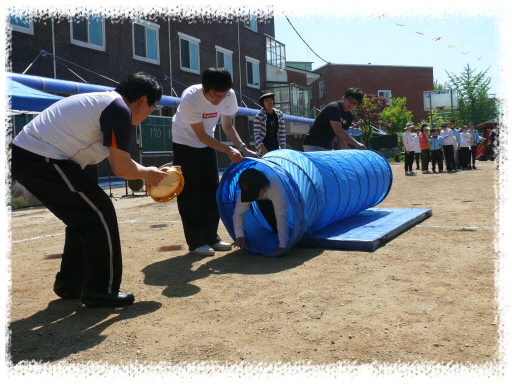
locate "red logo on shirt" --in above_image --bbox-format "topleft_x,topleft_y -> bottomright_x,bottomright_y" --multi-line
241,183 -> 250,192
202,113 -> 218,119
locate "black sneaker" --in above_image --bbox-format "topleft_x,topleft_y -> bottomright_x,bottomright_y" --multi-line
473,165 -> 477,169
53,280 -> 82,299
81,289 -> 135,308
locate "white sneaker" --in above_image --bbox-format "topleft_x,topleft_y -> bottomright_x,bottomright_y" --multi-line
191,245 -> 215,256
410,171 -> 417,175
405,171 -> 410,176
212,241 -> 232,251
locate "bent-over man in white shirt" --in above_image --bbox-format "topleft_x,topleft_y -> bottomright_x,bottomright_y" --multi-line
172,67 -> 258,256
232,168 -> 289,257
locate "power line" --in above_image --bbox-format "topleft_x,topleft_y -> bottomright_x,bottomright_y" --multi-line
282,12 -> 329,64
40,51 -> 120,85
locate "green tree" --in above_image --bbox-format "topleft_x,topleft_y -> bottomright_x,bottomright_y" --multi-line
352,94 -> 391,149
380,96 -> 414,135
445,64 -> 497,126
434,79 -> 448,90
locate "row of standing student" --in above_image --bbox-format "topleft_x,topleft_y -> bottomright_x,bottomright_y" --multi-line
403,121 -> 481,175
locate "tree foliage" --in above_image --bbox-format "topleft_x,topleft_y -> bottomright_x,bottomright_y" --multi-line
445,64 -> 497,126
352,94 -> 391,149
380,96 -> 414,135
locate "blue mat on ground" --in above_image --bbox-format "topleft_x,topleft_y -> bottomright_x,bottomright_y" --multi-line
298,208 -> 432,251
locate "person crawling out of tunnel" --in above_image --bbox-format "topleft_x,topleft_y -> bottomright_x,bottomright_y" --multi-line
231,168 -> 290,257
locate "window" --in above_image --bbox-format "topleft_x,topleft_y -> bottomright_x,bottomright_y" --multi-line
9,12 -> 34,35
244,13 -> 257,32
266,36 -> 286,70
291,84 -> 311,118
132,19 -> 160,64
246,57 -> 260,89
266,83 -> 290,115
216,46 -> 233,77
179,32 -> 200,74
319,81 -> 325,98
378,90 -> 392,105
71,13 -> 105,51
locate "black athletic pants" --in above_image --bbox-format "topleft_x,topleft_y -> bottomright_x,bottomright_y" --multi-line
470,145 -> 478,166
404,151 -> 415,172
415,153 -> 421,169
431,149 -> 443,172
421,149 -> 431,172
173,142 -> 222,251
256,200 -> 278,233
460,147 -> 470,169
443,145 -> 456,171
11,145 -> 122,294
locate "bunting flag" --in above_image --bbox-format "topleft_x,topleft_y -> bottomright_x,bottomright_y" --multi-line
377,18 -> 487,64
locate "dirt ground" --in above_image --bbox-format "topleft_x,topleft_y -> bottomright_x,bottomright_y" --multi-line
6,160 -> 501,373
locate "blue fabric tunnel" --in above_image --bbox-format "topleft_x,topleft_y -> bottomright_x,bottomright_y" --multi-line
216,149 -> 393,257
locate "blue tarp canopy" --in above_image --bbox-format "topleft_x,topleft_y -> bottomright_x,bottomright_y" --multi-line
7,72 -> 313,124
7,77 -> 64,113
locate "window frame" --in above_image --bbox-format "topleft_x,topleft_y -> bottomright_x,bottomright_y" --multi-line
178,32 -> 201,74
132,18 -> 160,65
265,36 -> 286,70
215,45 -> 233,77
319,80 -> 325,97
245,56 -> 260,89
378,90 -> 392,105
70,13 -> 106,52
9,13 -> 34,35
244,13 -> 258,32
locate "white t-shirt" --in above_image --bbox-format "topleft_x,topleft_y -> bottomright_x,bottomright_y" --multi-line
459,132 -> 472,148
172,84 -> 239,148
403,130 -> 415,152
233,170 -> 289,248
13,91 -> 132,169
412,135 -> 421,153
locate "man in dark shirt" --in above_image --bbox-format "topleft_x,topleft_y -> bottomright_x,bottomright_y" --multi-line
303,88 -> 366,151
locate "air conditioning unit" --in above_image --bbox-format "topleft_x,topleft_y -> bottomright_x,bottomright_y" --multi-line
319,92 -> 324,98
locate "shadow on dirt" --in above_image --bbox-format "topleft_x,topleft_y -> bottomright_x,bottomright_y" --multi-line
8,299 -> 161,365
142,246 -> 325,298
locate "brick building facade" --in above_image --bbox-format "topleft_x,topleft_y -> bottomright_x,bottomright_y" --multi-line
8,12 -> 273,176
310,64 -> 433,125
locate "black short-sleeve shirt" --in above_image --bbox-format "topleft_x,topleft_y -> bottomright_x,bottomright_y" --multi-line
303,100 -> 354,149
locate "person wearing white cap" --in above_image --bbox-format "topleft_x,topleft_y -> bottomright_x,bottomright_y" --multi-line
403,123 -> 416,176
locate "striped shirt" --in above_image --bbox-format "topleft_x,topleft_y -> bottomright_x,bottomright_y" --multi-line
253,108 -> 286,156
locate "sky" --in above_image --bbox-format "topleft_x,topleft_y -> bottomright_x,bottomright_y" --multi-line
274,12 -> 502,98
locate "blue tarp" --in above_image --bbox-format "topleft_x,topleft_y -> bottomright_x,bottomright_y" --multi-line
7,72 -> 314,124
7,77 -> 64,112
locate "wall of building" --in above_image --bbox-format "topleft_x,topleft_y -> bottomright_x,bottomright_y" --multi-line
9,14 -> 274,176
311,64 -> 433,125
